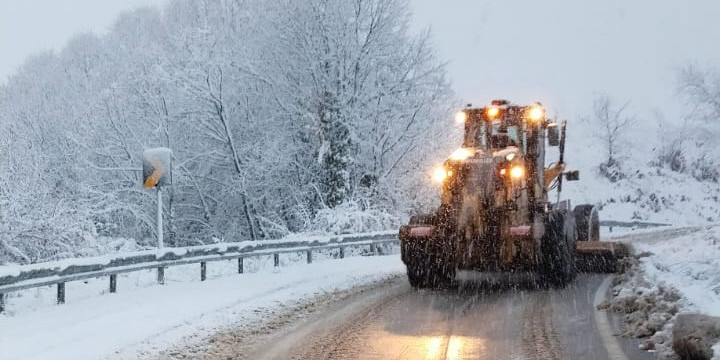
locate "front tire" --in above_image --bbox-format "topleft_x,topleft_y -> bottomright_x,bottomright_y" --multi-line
403,243 -> 455,289
541,210 -> 577,287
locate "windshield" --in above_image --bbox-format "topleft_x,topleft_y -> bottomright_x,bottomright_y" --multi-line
468,121 -> 523,150
490,123 -> 521,149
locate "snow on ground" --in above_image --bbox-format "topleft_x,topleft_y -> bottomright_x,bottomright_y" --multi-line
631,226 -> 720,317
566,163 -> 720,227
0,253 -> 405,360
608,226 -> 720,358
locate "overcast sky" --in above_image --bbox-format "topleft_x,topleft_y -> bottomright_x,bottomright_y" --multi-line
0,0 -> 166,80
410,0 -> 720,121
2,0 -> 720,121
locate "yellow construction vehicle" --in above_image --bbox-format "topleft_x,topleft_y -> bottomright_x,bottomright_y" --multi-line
399,100 -> 625,288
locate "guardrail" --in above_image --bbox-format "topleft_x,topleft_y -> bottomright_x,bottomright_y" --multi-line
599,220 -> 672,232
0,231 -> 399,313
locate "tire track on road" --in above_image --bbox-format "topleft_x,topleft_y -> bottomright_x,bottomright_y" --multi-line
521,291 -> 565,360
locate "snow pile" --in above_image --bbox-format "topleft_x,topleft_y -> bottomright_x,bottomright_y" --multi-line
599,255 -> 682,357
603,226 -> 720,358
633,227 -> 720,316
672,313 -> 720,360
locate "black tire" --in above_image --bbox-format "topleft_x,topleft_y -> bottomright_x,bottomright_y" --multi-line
402,244 -> 455,289
574,204 -> 599,242
541,210 -> 577,287
406,262 -> 428,288
406,263 -> 454,289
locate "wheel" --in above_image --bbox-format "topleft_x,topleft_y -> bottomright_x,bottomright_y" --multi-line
402,243 -> 455,289
574,204 -> 599,242
541,210 -> 577,287
406,262 -> 429,288
406,263 -> 454,289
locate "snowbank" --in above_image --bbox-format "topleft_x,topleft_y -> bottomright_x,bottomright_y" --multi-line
0,254 -> 404,360
0,230 -> 396,287
605,226 -> 720,358
633,227 -> 720,317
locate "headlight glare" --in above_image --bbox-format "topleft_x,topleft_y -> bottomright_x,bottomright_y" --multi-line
433,166 -> 449,183
449,148 -> 474,161
454,111 -> 468,124
528,105 -> 545,122
510,165 -> 525,179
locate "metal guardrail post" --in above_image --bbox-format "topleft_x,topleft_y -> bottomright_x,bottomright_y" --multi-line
306,250 -> 312,264
57,282 -> 65,304
109,274 -> 117,293
274,253 -> 280,267
370,243 -> 377,255
157,267 -> 165,285
0,293 -> 5,313
201,262 -> 207,281
339,247 -> 345,259
238,257 -> 244,274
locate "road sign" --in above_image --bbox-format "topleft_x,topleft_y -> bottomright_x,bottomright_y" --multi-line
143,148 -> 172,188
142,147 -> 172,250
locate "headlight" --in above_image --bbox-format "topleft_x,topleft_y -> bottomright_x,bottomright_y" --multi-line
510,165 -> 525,179
486,106 -> 500,119
528,105 -> 544,122
432,166 -> 449,183
454,111 -> 468,124
449,148 -> 474,161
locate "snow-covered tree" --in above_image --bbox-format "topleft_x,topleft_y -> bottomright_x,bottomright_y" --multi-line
671,65 -> 720,182
0,0 -> 452,264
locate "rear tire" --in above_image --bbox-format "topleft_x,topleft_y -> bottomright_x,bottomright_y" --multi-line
541,210 -> 577,287
574,204 -> 599,242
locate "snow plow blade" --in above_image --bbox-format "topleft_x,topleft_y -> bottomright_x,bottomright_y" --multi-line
575,241 -> 630,273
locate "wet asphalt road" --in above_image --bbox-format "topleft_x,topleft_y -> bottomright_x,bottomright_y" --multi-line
244,274 -> 655,360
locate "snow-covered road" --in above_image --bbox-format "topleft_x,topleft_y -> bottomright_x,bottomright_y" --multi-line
4,227 -> 719,360
0,255 -> 405,360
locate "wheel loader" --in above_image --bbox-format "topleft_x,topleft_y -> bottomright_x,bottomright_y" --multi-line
399,100 -> 626,288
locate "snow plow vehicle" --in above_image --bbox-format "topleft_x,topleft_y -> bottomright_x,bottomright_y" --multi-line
399,100 -> 627,288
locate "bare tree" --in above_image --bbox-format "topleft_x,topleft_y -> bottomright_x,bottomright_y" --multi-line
675,65 -> 720,182
679,65 -> 720,123
586,95 -> 637,182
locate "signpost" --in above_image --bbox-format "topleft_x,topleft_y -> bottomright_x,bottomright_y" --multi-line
144,148 -> 172,285
143,148 -> 172,250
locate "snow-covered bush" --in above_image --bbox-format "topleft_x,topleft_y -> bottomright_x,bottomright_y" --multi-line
309,201 -> 399,235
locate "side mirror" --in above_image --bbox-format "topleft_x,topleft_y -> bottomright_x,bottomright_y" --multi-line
565,170 -> 580,181
547,123 -> 560,146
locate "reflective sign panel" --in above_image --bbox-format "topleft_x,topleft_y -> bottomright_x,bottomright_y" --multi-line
143,147 -> 172,187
